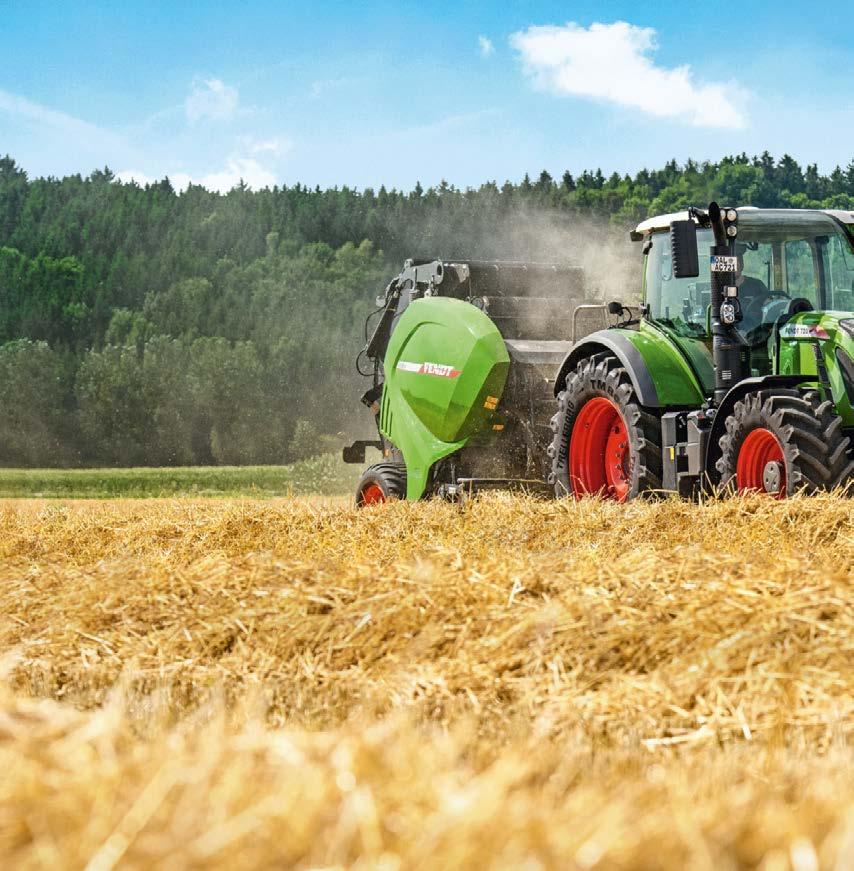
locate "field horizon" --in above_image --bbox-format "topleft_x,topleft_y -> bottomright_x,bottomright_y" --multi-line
0,454 -> 364,499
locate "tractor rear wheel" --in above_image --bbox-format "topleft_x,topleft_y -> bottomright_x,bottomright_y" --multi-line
355,462 -> 407,506
716,389 -> 854,496
548,353 -> 662,501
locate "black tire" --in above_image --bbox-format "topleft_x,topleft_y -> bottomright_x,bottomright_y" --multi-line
355,462 -> 407,506
548,353 -> 662,500
716,389 -> 854,496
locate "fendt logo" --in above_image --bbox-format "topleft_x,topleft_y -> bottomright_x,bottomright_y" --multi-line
397,360 -> 461,378
779,323 -> 830,340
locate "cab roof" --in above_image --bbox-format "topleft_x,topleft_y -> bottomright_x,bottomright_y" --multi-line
630,207 -> 854,241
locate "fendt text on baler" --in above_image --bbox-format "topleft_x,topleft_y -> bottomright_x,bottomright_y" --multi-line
344,205 -> 854,504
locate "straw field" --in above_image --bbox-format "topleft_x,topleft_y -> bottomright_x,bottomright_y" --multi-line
0,494 -> 852,869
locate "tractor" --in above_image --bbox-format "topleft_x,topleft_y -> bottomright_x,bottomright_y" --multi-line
344,204 -> 854,503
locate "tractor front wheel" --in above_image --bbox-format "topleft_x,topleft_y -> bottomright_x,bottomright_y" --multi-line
355,462 -> 407,506
549,354 -> 662,501
716,389 -> 854,496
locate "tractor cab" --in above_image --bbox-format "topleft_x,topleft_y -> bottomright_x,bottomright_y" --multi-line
634,208 -> 854,381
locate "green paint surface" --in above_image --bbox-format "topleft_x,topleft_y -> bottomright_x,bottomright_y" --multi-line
381,298 -> 510,499
776,311 -> 854,425
622,322 -> 708,407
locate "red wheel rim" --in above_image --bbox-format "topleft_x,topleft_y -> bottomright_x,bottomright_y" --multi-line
569,397 -> 631,501
736,428 -> 786,497
360,482 -> 386,505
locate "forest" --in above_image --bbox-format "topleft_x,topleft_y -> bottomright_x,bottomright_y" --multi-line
1,151 -> 854,466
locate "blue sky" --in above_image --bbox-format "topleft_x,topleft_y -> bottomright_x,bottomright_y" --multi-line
1,1 -> 852,191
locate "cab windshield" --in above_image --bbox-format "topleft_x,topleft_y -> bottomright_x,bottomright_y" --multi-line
644,213 -> 854,343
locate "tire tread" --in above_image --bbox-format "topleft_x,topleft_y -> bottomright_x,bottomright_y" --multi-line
549,353 -> 662,499
716,389 -> 853,495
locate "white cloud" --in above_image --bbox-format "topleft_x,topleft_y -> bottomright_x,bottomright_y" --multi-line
0,88 -> 100,136
117,156 -> 277,193
247,137 -> 291,156
185,78 -> 239,122
115,169 -> 155,186
510,21 -> 747,129
478,35 -> 494,58
199,156 -> 276,191
395,108 -> 500,140
0,87 -> 129,154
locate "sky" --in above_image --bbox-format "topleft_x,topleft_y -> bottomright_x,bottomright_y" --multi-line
1,1 -> 852,192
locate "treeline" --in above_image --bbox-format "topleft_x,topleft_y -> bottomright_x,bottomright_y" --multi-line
0,234 -> 385,465
0,151 -> 852,466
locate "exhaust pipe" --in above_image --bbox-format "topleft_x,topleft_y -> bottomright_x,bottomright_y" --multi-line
708,202 -> 750,405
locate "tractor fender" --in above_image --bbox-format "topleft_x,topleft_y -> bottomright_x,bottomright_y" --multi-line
704,374 -> 808,478
554,330 -> 659,405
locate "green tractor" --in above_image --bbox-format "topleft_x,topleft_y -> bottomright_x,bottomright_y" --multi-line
344,204 -> 854,503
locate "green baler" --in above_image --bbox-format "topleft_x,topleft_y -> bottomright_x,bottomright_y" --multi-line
345,206 -> 854,503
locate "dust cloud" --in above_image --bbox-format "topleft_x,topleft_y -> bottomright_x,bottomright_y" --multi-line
402,206 -> 641,305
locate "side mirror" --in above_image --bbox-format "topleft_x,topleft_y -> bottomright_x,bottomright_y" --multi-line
670,220 -> 699,278
607,300 -> 624,315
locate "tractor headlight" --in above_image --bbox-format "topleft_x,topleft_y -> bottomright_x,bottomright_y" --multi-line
840,319 -> 854,339
726,225 -> 738,237
726,208 -> 738,222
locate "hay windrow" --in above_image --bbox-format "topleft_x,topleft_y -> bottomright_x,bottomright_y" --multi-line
0,494 -> 852,868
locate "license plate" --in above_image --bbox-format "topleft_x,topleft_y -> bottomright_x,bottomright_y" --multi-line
710,255 -> 738,273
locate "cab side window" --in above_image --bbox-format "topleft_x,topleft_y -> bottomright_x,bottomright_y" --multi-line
784,240 -> 817,305
825,235 -> 854,310
644,228 -> 712,335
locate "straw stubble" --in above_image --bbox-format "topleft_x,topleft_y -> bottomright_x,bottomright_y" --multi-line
0,494 -> 851,868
